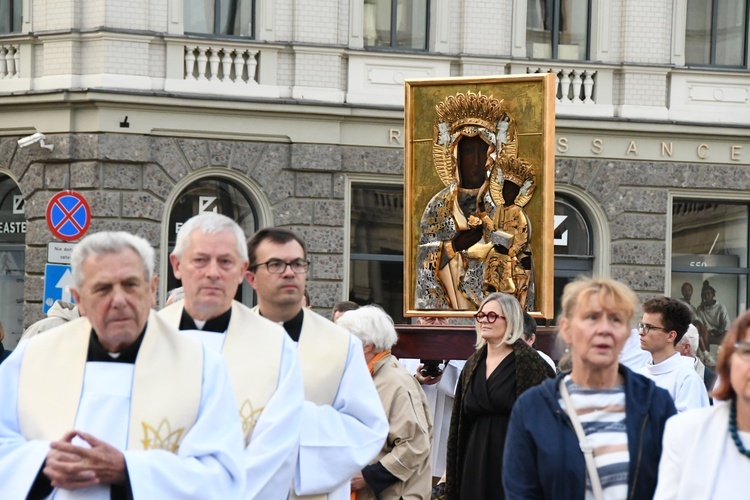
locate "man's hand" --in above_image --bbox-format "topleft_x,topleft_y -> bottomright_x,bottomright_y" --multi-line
350,472 -> 366,491
415,364 -> 442,386
45,431 -> 127,490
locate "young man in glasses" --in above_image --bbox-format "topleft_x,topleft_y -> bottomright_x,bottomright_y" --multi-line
638,296 -> 709,413
161,213 -> 304,499
245,227 -> 388,500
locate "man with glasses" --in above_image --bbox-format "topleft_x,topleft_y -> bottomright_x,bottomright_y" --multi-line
245,227 -> 388,500
160,213 -> 304,499
638,297 -> 709,413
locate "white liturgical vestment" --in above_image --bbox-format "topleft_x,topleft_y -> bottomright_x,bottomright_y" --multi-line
160,299 -> 304,499
254,307 -> 388,500
0,313 -> 245,499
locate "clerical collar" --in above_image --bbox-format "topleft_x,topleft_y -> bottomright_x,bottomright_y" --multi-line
178,307 -> 232,333
87,328 -> 145,364
259,308 -> 304,342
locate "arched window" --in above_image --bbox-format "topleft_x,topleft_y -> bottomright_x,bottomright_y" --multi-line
553,195 -> 594,321
167,177 -> 259,305
0,174 -> 26,348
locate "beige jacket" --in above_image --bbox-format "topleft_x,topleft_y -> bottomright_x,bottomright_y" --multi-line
358,354 -> 433,500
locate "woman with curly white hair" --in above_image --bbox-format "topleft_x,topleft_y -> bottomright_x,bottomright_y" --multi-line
336,305 -> 433,500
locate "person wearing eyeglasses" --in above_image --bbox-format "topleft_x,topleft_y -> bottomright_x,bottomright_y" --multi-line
160,213 -> 305,499
444,292 -> 554,500
638,297 -> 709,413
503,278 -> 676,500
245,227 -> 388,500
654,310 -> 750,499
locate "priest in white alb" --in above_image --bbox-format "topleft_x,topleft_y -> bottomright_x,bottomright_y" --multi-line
246,227 -> 389,500
0,231 -> 245,499
160,212 -> 304,499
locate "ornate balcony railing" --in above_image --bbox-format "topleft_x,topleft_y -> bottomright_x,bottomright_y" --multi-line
0,44 -> 20,79
164,37 -> 281,98
509,62 -> 615,118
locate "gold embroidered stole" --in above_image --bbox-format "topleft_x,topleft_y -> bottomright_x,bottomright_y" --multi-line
293,309 -> 350,500
18,312 -> 202,452
159,300 -> 284,445
249,306 -> 350,500
296,309 -> 349,405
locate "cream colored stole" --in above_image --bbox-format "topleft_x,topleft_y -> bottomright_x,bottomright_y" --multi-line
251,307 -> 350,500
160,300 -> 284,445
18,312 -> 202,452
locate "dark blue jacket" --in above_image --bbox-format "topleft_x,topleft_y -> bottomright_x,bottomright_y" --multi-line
503,365 -> 676,500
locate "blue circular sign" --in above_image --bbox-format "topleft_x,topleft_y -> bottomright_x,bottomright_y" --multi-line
46,191 -> 92,241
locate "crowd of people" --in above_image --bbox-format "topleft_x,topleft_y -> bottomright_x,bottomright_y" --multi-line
1,214 -> 748,499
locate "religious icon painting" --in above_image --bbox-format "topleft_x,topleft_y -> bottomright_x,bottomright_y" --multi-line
404,74 -> 556,320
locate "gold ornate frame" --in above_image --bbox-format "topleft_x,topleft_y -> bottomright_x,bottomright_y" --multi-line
404,74 -> 556,320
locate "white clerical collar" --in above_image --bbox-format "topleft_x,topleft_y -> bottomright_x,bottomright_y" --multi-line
194,319 -> 207,329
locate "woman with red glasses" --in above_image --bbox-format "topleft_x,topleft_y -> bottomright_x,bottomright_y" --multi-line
444,292 -> 554,499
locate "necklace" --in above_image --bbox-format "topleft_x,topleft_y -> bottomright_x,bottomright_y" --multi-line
728,399 -> 750,459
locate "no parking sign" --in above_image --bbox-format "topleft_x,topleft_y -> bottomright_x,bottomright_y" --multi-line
46,191 -> 91,241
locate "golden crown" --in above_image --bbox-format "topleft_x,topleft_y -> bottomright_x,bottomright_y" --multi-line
500,156 -> 535,186
435,91 -> 506,133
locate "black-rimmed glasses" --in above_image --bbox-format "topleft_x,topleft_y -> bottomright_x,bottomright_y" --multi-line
251,258 -> 309,274
638,322 -> 669,335
474,311 -> 504,324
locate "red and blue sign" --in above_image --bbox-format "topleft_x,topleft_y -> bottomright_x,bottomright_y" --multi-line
46,191 -> 91,242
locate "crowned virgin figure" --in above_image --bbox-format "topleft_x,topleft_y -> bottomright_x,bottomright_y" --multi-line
415,91 -> 536,311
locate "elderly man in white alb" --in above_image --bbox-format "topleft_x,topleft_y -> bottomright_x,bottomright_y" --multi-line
245,227 -> 388,500
0,231 -> 244,498
160,212 -> 304,499
638,296 -> 709,412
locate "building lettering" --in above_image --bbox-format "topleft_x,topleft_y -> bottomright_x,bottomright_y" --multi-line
0,221 -> 27,234
389,129 -> 402,145
732,145 -> 742,161
554,136 -> 750,163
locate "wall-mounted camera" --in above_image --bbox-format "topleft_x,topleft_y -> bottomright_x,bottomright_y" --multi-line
17,132 -> 54,151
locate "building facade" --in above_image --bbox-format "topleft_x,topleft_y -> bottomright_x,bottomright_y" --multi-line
2,0 -> 750,350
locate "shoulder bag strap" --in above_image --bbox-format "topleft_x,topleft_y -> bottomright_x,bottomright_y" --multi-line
559,378 -> 604,500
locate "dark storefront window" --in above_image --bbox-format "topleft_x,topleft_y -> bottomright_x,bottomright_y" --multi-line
0,175 -> 25,348
552,196 -> 594,323
349,184 -> 405,323
671,200 -> 749,355
167,178 -> 258,305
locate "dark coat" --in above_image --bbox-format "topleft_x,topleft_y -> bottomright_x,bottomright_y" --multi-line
502,365 -> 677,500
445,339 -> 555,499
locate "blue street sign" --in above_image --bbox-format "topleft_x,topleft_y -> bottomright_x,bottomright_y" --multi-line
43,263 -> 75,314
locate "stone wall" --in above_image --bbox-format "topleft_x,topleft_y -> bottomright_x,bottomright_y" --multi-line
2,133 -> 402,326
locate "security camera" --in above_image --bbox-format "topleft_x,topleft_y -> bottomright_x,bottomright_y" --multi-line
18,132 -> 54,151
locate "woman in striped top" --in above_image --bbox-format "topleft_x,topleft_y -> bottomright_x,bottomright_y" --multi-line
503,277 -> 676,500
